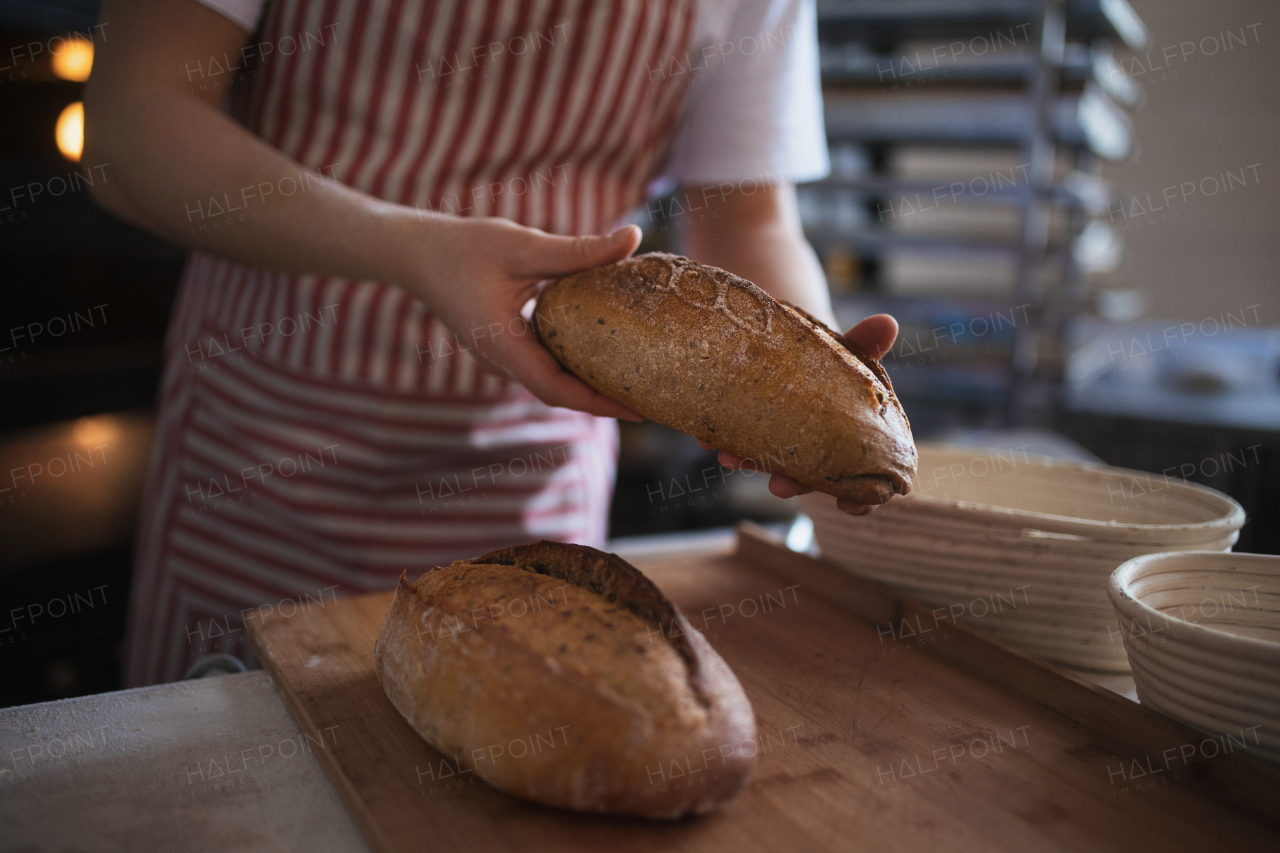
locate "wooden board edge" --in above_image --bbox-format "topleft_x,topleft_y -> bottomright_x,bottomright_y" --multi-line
732,522 -> 1280,825
247,610 -> 397,853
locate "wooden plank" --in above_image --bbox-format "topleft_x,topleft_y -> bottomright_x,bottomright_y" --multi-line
249,529 -> 1280,853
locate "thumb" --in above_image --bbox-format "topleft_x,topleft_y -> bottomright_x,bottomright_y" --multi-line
511,224 -> 641,279
843,314 -> 899,361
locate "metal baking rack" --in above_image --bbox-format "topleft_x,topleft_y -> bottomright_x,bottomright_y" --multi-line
806,0 -> 1149,429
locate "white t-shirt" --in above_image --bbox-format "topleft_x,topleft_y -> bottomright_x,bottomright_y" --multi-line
193,0 -> 829,187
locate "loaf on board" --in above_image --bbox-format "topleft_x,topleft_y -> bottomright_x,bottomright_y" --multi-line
373,541 -> 757,820
534,252 -> 917,503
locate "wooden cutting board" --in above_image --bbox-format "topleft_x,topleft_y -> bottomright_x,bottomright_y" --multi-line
249,527 -> 1280,852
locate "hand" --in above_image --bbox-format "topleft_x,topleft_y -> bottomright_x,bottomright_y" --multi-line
696,313 -> 900,516
409,216 -> 644,420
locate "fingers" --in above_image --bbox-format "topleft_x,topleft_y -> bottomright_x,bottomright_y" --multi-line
717,449 -> 743,469
843,313 -> 899,360
767,473 -> 813,499
836,497 -> 876,516
706,443 -> 870,509
715,450 -> 813,498
497,335 -> 642,421
509,224 -> 641,279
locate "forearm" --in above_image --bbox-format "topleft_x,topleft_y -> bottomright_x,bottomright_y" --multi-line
83,0 -> 424,289
681,183 -> 834,327
85,93 -> 422,287
685,218 -> 833,327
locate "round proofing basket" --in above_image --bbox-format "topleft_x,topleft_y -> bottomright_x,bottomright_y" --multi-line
805,444 -> 1245,672
1108,551 -> 1280,765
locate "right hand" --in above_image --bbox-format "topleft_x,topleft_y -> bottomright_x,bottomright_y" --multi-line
407,216 -> 644,421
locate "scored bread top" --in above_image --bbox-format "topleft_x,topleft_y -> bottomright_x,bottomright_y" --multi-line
534,252 -> 917,502
409,541 -> 710,727
414,563 -> 707,727
466,541 -> 699,672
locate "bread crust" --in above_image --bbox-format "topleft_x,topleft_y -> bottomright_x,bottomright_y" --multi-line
534,252 -> 917,503
373,541 -> 757,819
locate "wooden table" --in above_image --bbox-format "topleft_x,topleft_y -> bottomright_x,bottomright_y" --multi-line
0,531 -> 728,852
248,527 -> 1280,852
3,528 -> 1275,851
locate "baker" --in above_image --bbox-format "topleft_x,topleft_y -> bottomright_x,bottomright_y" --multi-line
83,0 -> 899,685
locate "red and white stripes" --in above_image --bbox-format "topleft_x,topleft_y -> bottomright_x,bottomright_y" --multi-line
124,0 -> 694,685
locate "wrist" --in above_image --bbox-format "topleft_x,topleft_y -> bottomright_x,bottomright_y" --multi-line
370,204 -> 463,298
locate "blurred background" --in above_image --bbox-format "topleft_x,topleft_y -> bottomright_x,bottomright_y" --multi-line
1,0 -> 1277,706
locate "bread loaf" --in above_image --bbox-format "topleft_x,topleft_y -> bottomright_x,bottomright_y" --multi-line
534,252 -> 916,504
374,541 -> 757,819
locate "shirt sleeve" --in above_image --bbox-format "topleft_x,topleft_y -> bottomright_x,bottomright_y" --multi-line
657,0 -> 829,188
192,0 -> 268,32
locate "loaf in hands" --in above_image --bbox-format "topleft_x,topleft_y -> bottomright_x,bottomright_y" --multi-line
534,252 -> 917,504
374,541 -> 757,819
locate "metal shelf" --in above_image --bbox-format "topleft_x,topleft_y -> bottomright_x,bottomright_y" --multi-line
821,42 -> 1142,108
806,225 -> 1028,259
804,171 -> 1110,211
816,0 -> 1150,51
812,0 -> 1147,425
823,86 -> 1132,159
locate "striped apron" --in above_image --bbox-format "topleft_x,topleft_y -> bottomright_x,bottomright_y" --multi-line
124,0 -> 695,686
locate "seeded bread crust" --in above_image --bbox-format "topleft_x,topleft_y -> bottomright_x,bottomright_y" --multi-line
373,541 -> 757,819
534,252 -> 917,504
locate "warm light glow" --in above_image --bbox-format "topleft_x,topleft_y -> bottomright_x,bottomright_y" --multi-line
56,101 -> 84,162
73,416 -> 119,449
52,37 -> 94,82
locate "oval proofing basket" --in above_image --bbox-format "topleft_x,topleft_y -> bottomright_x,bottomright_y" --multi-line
804,444 -> 1245,671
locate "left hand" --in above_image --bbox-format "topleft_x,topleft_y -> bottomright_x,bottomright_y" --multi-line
696,313 -> 899,516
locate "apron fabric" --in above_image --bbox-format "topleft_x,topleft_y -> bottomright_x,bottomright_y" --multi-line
124,0 -> 696,686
